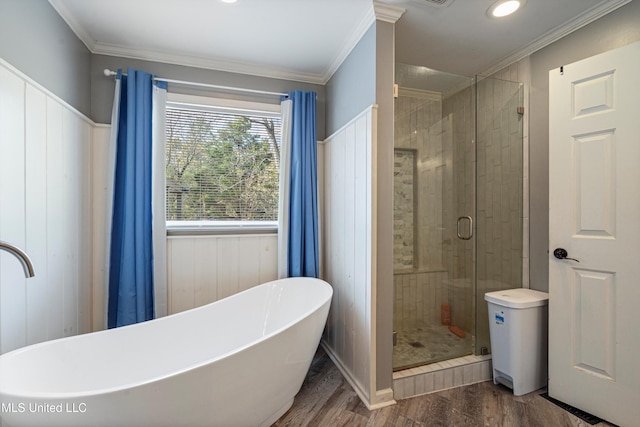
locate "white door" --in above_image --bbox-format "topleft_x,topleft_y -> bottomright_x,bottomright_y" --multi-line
549,40 -> 640,427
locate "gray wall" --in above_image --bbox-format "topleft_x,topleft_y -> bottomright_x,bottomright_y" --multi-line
528,0 -> 640,292
0,0 -> 91,117
91,55 -> 326,139
375,20 -> 395,394
325,24 -> 376,137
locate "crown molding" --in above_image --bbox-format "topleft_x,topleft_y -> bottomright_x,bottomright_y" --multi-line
481,0 -> 632,76
373,1 -> 406,23
92,42 -> 326,85
322,1 -> 406,82
322,4 -> 377,83
52,0 -> 627,88
49,0 -> 385,86
48,0 -> 97,51
49,0 -> 400,86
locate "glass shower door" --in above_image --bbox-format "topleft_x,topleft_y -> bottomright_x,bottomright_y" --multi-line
474,75 -> 524,354
393,65 -> 475,370
392,66 -> 525,371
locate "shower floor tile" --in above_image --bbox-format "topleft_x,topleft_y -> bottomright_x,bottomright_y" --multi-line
393,324 -> 473,371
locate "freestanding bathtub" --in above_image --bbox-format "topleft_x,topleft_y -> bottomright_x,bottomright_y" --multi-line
0,277 -> 332,427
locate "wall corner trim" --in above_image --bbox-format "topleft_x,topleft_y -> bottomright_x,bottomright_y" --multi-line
321,342 -> 398,410
373,2 -> 406,23
370,388 -> 397,410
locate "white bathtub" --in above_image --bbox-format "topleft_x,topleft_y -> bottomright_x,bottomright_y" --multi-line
0,277 -> 332,427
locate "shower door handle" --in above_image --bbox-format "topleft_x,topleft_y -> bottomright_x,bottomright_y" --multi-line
457,216 -> 473,240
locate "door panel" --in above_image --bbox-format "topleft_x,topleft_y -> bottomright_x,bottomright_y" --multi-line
549,41 -> 640,427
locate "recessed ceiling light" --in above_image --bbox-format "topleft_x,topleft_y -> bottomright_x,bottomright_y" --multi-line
220,0 -> 238,3
487,0 -> 526,18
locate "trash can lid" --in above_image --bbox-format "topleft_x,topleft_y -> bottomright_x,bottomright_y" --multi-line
484,288 -> 549,309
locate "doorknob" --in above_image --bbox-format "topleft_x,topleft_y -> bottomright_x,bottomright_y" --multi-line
553,248 -> 580,262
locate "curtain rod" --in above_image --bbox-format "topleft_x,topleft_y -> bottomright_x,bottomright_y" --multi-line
103,69 -> 289,98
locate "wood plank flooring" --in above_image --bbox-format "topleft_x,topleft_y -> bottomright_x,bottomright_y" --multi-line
273,347 -> 617,427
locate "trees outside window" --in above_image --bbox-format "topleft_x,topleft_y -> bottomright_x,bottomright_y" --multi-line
165,106 -> 281,223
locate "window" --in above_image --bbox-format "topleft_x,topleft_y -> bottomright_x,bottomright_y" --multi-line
165,95 -> 281,233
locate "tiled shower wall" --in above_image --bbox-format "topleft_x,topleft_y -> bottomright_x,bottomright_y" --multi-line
490,58 -> 530,290
393,149 -> 415,271
393,271 -> 447,332
393,87 -> 475,336
442,86 -> 475,334
393,73 -> 526,346
394,91 -> 446,274
394,90 -> 447,333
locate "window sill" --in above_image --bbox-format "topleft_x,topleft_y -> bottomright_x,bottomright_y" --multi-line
166,221 -> 277,236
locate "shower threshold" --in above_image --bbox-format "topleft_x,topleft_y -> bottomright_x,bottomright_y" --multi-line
393,353 -> 493,400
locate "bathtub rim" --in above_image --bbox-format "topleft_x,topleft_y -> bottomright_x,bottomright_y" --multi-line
0,277 -> 332,400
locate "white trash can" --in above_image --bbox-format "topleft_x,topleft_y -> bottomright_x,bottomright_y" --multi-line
484,288 -> 549,396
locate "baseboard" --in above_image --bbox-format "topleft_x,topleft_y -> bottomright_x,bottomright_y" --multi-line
369,388 -> 397,410
320,342 -> 371,406
320,341 -> 396,410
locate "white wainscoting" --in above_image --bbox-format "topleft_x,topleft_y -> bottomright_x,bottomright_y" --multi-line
166,234 -> 278,314
322,105 -> 382,408
0,59 -> 92,355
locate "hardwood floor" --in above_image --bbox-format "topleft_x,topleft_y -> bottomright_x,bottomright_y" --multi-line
273,347 -> 617,427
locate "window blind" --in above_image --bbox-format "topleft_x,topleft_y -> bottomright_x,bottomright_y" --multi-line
165,106 -> 281,222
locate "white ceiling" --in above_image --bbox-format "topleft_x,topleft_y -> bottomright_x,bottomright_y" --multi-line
48,0 -> 631,84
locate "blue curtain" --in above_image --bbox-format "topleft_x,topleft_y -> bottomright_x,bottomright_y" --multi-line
108,68 -> 162,328
286,90 -> 319,277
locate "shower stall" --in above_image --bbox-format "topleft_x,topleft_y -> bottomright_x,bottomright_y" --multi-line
393,64 -> 524,371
